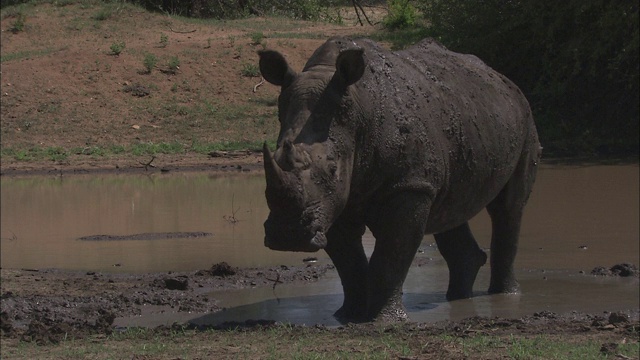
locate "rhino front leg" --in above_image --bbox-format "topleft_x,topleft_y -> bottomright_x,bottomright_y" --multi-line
366,192 -> 431,321
434,222 -> 487,300
324,220 -> 368,323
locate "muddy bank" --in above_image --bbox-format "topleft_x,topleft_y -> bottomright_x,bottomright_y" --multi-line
77,232 -> 213,241
0,263 -> 333,343
1,262 -> 639,346
0,152 -> 265,178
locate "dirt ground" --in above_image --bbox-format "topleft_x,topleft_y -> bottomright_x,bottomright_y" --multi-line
0,2 -> 385,177
1,2 -> 639,359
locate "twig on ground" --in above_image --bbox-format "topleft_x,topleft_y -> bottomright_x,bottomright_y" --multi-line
169,26 -> 196,34
253,77 -> 265,93
0,230 -> 18,242
223,194 -> 241,224
271,273 -> 282,290
139,156 -> 156,171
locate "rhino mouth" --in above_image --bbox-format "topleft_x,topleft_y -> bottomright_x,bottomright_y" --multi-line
264,229 -> 327,252
263,212 -> 328,252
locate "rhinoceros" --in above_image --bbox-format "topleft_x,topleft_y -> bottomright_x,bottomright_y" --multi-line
258,37 -> 541,322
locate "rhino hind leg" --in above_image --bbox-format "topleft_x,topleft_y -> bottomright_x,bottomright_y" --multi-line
486,199 -> 523,294
434,222 -> 488,300
486,144 -> 539,294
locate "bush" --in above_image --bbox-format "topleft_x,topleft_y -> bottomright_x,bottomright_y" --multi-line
160,33 -> 168,47
241,63 -> 260,77
143,53 -> 157,73
167,56 -> 180,73
9,12 -> 26,33
249,32 -> 264,46
110,41 -> 125,55
421,0 -> 639,156
383,0 -> 417,29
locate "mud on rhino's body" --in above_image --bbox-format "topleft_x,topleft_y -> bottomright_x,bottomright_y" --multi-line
259,37 -> 541,322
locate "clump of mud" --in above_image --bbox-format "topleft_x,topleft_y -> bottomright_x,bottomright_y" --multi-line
591,263 -> 639,277
196,262 -> 237,277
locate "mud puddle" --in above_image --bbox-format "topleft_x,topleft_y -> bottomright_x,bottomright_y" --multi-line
114,257 -> 639,328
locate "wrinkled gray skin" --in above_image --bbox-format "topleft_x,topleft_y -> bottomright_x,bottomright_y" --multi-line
259,37 -> 541,323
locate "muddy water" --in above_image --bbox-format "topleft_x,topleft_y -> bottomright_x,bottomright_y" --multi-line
2,164 -> 639,325
0,173 -> 313,272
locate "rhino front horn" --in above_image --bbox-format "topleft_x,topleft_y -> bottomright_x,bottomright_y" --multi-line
263,142 -> 285,189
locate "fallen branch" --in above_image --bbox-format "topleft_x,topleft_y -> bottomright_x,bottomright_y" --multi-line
0,230 -> 18,242
155,4 -> 196,34
269,273 -> 283,290
253,77 -> 265,93
223,194 -> 241,224
169,26 -> 196,34
139,156 -> 156,171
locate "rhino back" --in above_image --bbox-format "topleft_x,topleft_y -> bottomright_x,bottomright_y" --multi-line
349,38 -> 536,230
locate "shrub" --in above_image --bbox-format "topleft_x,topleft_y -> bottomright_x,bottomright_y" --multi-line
143,53 -> 157,73
167,56 -> 180,73
241,63 -> 260,77
249,32 -> 264,46
9,13 -> 25,33
160,33 -> 168,47
94,8 -> 112,21
383,0 -> 417,29
110,41 -> 125,55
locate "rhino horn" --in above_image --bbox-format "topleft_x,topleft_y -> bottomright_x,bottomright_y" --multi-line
263,142 -> 285,189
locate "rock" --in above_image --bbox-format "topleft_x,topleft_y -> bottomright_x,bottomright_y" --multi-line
600,342 -> 618,354
209,151 -> 226,158
123,83 -> 150,97
207,261 -> 237,277
164,276 -> 189,290
1,311 -> 14,335
608,312 -> 629,325
303,257 -> 318,263
533,311 -> 557,319
610,263 -> 639,277
591,263 -> 639,277
591,266 -> 611,276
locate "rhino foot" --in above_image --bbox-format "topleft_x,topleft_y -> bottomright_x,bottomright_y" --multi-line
372,305 -> 409,323
333,306 -> 368,324
445,249 -> 488,301
488,279 -> 520,295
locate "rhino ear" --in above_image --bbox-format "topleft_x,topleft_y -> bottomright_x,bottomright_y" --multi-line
335,48 -> 365,87
258,50 -> 296,87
